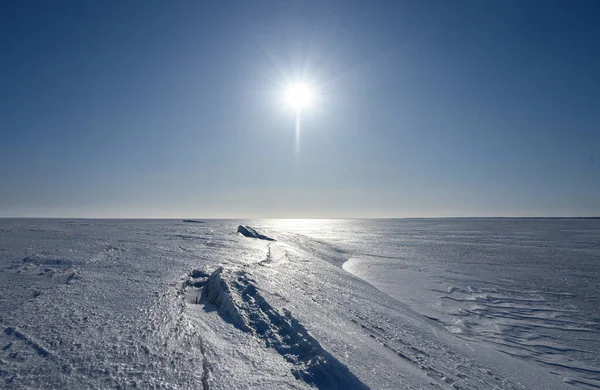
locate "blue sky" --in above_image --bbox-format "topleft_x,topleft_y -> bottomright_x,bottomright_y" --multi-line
1,0 -> 599,218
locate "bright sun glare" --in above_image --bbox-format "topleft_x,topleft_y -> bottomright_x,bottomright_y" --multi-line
286,83 -> 313,110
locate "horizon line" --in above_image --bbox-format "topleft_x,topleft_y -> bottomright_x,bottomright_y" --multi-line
1,216 -> 599,220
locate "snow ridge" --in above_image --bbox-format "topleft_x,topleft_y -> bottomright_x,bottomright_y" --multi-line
201,267 -> 369,390
237,225 -> 275,241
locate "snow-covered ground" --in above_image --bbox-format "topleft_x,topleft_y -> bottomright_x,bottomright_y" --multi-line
0,218 -> 598,389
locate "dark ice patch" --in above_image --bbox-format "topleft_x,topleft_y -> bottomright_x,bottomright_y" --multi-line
237,225 -> 275,241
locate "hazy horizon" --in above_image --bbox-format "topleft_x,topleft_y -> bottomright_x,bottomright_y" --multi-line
2,215 -> 599,220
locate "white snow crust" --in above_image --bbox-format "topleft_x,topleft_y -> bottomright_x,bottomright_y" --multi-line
0,219 -> 598,389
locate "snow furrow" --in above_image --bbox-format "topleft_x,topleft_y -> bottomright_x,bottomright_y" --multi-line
3,327 -> 52,358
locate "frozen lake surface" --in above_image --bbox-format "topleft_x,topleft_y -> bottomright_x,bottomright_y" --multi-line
0,218 -> 598,389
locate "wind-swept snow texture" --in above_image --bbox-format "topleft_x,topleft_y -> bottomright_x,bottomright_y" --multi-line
0,218 -> 598,389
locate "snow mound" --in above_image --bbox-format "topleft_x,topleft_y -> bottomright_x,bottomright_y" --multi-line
237,225 -> 275,241
201,267 -> 368,389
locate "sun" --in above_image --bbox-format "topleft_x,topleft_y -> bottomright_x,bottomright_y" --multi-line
286,83 -> 313,110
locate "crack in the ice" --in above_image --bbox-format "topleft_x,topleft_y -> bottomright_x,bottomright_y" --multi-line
258,242 -> 273,266
199,337 -> 210,390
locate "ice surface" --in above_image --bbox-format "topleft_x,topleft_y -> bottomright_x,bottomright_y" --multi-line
0,218 -> 597,389
336,219 -> 600,389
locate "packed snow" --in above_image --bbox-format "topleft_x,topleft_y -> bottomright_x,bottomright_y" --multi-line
0,218 -> 598,389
